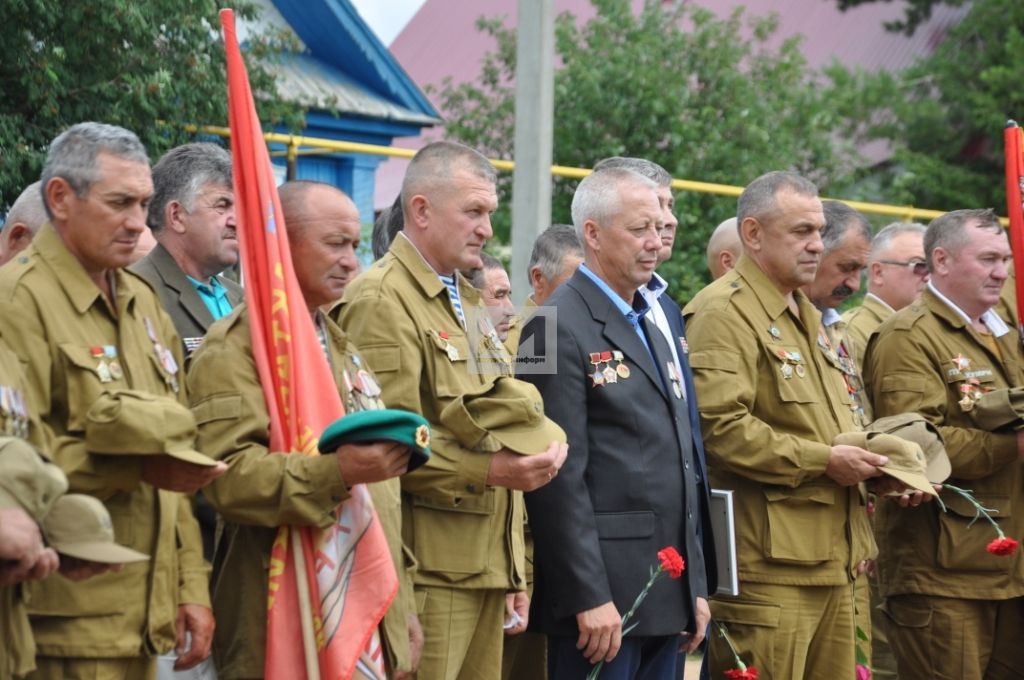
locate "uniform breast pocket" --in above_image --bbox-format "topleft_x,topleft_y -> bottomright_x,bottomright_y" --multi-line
763,344 -> 818,404
425,332 -> 471,398
58,344 -> 114,431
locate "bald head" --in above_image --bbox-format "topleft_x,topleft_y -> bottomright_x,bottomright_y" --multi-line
706,217 -> 741,279
278,180 -> 361,309
0,182 -> 46,265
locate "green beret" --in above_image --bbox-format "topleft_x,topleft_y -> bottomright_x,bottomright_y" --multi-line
319,409 -> 431,473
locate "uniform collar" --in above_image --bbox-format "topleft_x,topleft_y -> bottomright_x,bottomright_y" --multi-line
734,254 -> 819,331
388,232 -> 482,307
33,222 -> 135,315
926,281 -> 1009,337
864,292 -> 895,315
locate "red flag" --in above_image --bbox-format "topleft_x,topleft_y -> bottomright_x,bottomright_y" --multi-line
1004,120 -> 1024,328
220,10 -> 397,679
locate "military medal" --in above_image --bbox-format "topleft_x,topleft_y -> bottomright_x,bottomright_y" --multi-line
795,364 -> 806,378
613,351 -> 630,379
589,353 -> 605,386
666,362 -> 683,399
679,337 -> 689,355
781,363 -> 794,379
145,317 -> 179,392
438,330 -> 460,361
103,346 -> 123,380
769,326 -> 781,340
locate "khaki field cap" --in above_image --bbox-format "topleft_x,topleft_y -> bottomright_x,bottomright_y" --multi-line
971,387 -> 1024,431
85,390 -> 218,466
440,377 -> 567,454
0,436 -> 67,517
42,494 -> 149,564
834,430 -> 938,496
868,413 -> 951,484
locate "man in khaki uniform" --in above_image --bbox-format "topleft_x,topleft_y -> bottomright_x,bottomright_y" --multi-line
802,200 -> 873,427
683,171 -> 882,679
842,222 -> 928,372
337,141 -> 567,680
0,182 -> 46,267
0,122 -> 225,679
188,180 -> 421,679
705,217 -> 741,280
864,208 -> 1024,679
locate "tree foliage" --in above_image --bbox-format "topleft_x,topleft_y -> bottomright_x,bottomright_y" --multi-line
433,0 -> 869,302
830,0 -> 1024,213
0,0 -> 303,208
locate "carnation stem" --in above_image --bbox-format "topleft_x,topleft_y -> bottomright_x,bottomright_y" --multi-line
939,483 -> 1005,538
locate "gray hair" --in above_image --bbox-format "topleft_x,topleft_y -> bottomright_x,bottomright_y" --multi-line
869,222 -> 927,261
4,182 -> 46,235
571,168 -> 658,243
401,141 -> 497,215
40,122 -> 149,218
737,170 -> 818,227
468,252 -> 505,289
821,200 -> 872,255
147,143 -> 232,232
593,156 -> 672,187
528,224 -> 582,281
371,194 -> 404,260
925,208 -> 1002,269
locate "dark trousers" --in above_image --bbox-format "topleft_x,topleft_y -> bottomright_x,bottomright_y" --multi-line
547,634 -> 681,680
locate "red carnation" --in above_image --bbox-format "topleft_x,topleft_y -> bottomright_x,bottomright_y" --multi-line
723,668 -> 759,680
986,537 -> 1019,556
656,547 -> 685,579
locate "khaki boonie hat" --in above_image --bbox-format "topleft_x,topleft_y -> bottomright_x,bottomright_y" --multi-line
868,413 -> 951,484
85,390 -> 218,467
0,436 -> 67,518
42,494 -> 149,564
440,377 -> 566,454
834,430 -> 938,496
971,387 -> 1024,431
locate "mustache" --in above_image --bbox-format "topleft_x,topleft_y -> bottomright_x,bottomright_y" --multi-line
831,284 -> 855,299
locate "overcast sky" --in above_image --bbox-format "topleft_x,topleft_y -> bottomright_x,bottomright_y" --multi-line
349,0 -> 427,45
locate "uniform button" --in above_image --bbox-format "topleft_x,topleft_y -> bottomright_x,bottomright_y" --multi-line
688,510 -> 693,519
684,462 -> 690,470
466,484 -> 477,493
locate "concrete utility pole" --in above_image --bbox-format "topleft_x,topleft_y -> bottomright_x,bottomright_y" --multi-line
509,0 -> 554,305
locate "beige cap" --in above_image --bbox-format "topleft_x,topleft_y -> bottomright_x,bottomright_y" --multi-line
868,413 -> 951,484
85,390 -> 218,467
42,494 -> 149,564
440,377 -> 566,454
971,387 -> 1024,431
834,430 -> 938,496
0,436 -> 68,518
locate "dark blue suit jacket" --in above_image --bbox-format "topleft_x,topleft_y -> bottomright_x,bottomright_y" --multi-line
658,295 -> 712,497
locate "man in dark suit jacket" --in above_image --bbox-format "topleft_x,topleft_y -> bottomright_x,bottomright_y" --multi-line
518,167 -> 715,679
131,143 -> 243,359
130,142 -> 243,563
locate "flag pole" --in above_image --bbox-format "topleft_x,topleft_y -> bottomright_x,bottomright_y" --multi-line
1003,120 -> 1024,331
291,530 -> 321,680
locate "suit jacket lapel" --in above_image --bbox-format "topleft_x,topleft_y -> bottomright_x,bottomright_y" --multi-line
151,244 -> 216,331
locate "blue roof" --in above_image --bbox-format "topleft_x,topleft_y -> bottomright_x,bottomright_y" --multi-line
271,0 -> 439,123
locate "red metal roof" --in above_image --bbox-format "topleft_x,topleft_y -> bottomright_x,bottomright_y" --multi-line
374,0 -> 969,208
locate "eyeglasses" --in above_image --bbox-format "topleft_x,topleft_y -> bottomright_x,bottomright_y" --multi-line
878,259 -> 928,276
